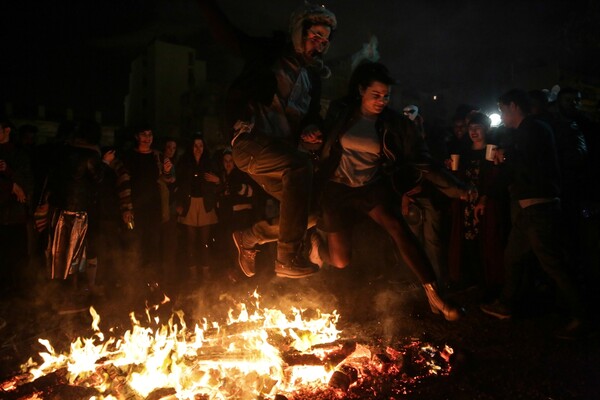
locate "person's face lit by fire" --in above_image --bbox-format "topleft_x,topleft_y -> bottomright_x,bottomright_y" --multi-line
135,130 -> 153,152
192,138 -> 204,161
359,81 -> 391,117
164,140 -> 177,159
0,124 -> 10,144
303,24 -> 331,62
468,123 -> 487,146
223,153 -> 235,175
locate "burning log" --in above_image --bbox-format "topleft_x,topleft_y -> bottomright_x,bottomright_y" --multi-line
0,368 -> 100,400
281,340 -> 356,367
328,365 -> 359,391
372,352 -> 394,373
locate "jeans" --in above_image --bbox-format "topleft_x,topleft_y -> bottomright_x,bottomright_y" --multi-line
501,200 -> 584,318
232,134 -> 312,262
405,197 -> 446,287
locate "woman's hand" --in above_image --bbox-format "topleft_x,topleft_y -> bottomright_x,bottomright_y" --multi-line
474,195 -> 488,223
401,185 -> 422,216
102,149 -> 116,165
163,157 -> 173,174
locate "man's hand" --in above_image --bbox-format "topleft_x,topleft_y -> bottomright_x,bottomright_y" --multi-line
204,172 -> 220,184
300,125 -> 323,144
12,183 -> 26,203
0,160 -> 7,172
122,210 -> 134,225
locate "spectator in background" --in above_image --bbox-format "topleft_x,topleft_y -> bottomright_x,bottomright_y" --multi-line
446,104 -> 478,157
46,120 -> 104,314
95,146 -> 123,293
555,87 -> 599,317
175,134 -> 219,283
215,148 -> 258,279
113,126 -> 172,281
158,138 -> 178,284
480,89 -> 588,340
447,112 -> 510,296
0,117 -> 33,299
400,105 -> 451,290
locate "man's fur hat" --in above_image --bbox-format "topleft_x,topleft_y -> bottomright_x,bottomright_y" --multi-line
289,1 -> 337,56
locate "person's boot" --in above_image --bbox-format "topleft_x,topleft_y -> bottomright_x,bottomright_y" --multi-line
232,231 -> 258,277
275,253 -> 318,278
423,283 -> 462,321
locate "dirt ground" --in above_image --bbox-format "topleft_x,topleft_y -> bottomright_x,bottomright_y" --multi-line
1,223 -> 599,400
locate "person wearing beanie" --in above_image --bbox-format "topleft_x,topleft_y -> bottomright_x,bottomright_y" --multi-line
197,0 -> 337,279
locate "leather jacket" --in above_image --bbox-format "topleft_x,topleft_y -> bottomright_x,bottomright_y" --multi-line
319,98 -> 468,198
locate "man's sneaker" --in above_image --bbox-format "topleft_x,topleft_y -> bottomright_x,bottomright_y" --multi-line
480,299 -> 512,320
275,256 -> 319,279
232,231 -> 257,277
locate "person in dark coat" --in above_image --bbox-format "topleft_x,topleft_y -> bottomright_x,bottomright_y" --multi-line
0,117 -> 33,298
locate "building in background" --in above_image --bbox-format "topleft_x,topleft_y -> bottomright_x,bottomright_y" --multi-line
125,40 -> 213,140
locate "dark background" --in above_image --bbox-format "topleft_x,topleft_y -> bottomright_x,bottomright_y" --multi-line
3,0 -> 599,123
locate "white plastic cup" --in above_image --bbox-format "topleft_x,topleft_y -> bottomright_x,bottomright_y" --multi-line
450,154 -> 460,171
485,144 -> 498,162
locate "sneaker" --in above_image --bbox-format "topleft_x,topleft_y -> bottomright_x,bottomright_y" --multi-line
308,230 -> 324,268
480,299 -> 512,320
232,231 -> 257,277
275,256 -> 319,279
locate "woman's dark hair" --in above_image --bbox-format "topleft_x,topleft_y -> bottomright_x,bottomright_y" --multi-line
347,62 -> 396,100
184,132 -> 211,166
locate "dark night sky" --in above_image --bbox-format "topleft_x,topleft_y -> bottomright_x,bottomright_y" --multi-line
2,0 -> 597,123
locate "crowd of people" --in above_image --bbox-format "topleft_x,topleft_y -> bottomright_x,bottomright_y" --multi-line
1,0 -> 598,340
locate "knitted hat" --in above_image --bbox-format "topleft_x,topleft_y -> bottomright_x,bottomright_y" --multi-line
289,2 -> 337,55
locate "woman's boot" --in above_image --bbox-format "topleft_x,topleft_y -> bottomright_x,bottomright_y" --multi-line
423,283 -> 461,321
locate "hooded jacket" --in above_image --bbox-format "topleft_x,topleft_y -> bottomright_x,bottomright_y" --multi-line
198,0 -> 336,143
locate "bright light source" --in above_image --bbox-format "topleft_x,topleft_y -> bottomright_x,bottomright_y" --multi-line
489,113 -> 501,127
433,95 -> 437,100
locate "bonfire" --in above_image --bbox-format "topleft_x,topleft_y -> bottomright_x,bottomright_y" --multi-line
1,290 -> 453,399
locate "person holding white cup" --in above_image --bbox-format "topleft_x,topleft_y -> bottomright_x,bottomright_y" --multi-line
447,112 -> 510,293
